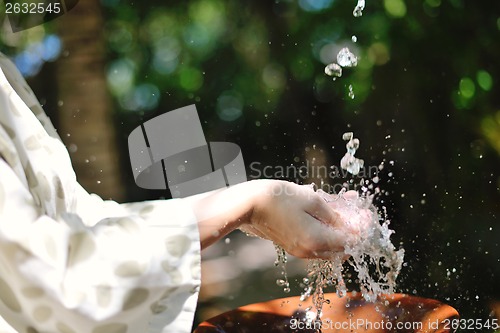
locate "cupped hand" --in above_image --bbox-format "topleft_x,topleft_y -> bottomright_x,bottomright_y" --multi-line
239,180 -> 358,259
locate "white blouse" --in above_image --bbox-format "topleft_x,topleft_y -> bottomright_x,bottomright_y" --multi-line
0,54 -> 201,333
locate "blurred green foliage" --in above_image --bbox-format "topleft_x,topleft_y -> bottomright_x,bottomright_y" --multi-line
1,0 -> 499,330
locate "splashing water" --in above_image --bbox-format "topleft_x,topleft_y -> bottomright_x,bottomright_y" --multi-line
324,63 -> 342,78
274,244 -> 291,293
275,132 -> 404,329
348,84 -> 355,99
353,0 -> 366,17
340,132 -> 364,175
323,3 -> 362,81
324,49 -> 358,81
306,188 -> 405,299
337,47 -> 358,68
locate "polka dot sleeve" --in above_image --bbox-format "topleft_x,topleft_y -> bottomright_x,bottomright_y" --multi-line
0,56 -> 201,333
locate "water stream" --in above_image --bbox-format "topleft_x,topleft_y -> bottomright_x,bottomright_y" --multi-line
275,132 -> 405,330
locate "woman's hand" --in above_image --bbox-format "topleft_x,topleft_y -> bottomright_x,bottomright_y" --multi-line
189,180 -> 358,259
239,180 -> 349,258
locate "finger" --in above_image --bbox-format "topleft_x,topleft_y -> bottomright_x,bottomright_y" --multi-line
343,190 -> 359,200
303,192 -> 342,227
296,211 -> 346,256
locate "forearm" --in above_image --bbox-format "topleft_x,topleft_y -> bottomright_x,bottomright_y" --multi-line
185,179 -> 351,259
184,180 -> 267,249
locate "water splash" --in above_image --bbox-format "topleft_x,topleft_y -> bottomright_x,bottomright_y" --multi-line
298,193 -> 404,325
274,244 -> 291,293
353,0 -> 365,17
296,133 -> 404,326
340,132 -> 364,175
323,3 -> 362,82
324,49 -> 358,81
337,47 -> 358,68
348,84 -> 355,99
324,63 -> 342,78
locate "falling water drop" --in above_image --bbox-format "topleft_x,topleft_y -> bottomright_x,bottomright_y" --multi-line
353,0 -> 365,17
340,132 -> 364,175
337,48 -> 358,68
324,63 -> 343,78
342,132 -> 353,141
276,279 -> 287,287
348,84 -> 355,99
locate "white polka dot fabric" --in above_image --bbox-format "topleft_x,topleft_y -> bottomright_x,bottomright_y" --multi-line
0,55 -> 201,333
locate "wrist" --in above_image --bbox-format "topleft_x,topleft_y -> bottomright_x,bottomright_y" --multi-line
191,180 -> 265,249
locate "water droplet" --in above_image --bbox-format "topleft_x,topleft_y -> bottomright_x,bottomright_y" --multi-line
337,48 -> 358,67
348,84 -> 355,99
324,63 -> 342,77
342,132 -> 353,141
353,0 -> 365,17
340,132 -> 364,175
225,238 -> 231,244
288,132 -> 404,326
283,287 -> 291,293
351,35 -> 358,43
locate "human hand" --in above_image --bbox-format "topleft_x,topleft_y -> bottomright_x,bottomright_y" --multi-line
318,189 -> 375,238
240,180 -> 365,259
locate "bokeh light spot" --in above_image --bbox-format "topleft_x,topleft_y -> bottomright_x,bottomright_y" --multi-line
425,0 -> 441,7
119,83 -> 160,112
217,91 -> 243,122
384,0 -> 407,18
179,67 -> 204,91
459,77 -> 475,99
262,63 -> 286,90
153,36 -> 181,74
476,70 -> 493,91
298,0 -> 335,12
107,58 -> 136,95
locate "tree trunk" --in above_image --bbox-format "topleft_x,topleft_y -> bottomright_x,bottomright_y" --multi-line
56,0 -> 124,201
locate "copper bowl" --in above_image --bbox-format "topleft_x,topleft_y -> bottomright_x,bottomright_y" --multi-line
195,293 -> 459,333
